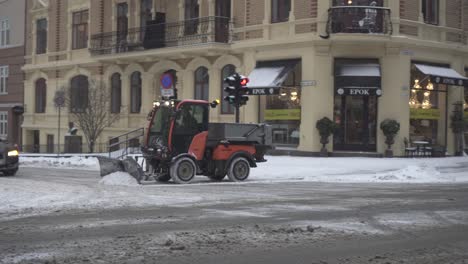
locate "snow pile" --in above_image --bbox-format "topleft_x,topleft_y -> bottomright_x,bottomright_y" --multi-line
20,156 -> 99,170
374,164 -> 441,182
99,172 -> 140,187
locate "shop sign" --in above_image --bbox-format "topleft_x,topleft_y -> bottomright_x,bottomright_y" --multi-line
300,80 -> 316,87
410,108 -> 441,120
336,88 -> 382,96
246,87 -> 280,95
431,76 -> 466,87
265,109 -> 301,121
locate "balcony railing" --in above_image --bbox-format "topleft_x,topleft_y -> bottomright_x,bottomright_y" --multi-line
326,6 -> 392,35
90,16 -> 231,56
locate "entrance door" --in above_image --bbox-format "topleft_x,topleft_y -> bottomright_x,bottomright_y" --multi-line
334,96 -> 377,151
47,134 -> 54,153
215,0 -> 230,43
33,130 -> 40,153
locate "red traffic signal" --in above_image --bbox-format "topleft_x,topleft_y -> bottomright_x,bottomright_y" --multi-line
240,77 -> 249,87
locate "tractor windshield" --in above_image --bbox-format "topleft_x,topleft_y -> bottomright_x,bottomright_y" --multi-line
149,106 -> 171,146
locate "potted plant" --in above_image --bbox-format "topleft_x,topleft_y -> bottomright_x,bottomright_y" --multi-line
380,119 -> 400,157
316,117 -> 337,157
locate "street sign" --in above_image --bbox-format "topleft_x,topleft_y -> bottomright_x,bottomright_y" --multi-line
300,80 -> 316,87
160,73 -> 174,97
246,87 -> 280,95
54,90 -> 65,107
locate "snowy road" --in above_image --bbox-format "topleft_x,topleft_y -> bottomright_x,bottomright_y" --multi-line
1,164 -> 468,263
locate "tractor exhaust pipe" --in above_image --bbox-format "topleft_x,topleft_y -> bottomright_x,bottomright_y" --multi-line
96,156 -> 144,184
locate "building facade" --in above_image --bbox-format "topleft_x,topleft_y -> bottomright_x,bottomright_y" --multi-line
0,0 -> 25,145
22,0 -> 468,155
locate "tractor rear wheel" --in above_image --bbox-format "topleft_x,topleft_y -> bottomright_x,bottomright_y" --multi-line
170,157 -> 196,184
227,157 -> 250,182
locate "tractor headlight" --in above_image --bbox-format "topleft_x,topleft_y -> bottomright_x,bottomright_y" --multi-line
8,150 -> 19,157
156,148 -> 162,155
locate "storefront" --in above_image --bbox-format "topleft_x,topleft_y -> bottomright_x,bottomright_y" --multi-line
248,59 -> 301,147
409,62 -> 467,150
333,59 -> 381,151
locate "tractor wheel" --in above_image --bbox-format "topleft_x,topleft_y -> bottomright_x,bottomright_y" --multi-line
227,157 -> 250,182
208,167 -> 226,181
170,157 -> 196,184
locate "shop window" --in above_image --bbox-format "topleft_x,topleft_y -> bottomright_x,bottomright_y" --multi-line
194,67 -> 209,101
185,0 -> 199,35
130,72 -> 142,113
0,65 -> 7,94
221,64 -> 236,114
0,112 -> 7,138
271,0 -> 291,23
35,78 -> 47,113
0,19 -> 9,47
36,18 -> 47,54
422,0 -> 439,25
409,63 -> 447,147
70,75 -> 89,113
72,10 -> 89,49
111,73 -> 121,113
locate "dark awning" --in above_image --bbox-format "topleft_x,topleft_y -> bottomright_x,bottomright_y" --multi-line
414,64 -> 467,86
248,59 -> 299,88
335,63 -> 382,96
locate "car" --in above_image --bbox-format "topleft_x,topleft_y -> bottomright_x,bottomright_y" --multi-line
0,138 -> 19,176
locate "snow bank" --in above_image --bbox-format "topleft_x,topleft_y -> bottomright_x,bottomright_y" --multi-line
99,172 -> 140,186
20,156 -> 99,170
374,164 -> 441,182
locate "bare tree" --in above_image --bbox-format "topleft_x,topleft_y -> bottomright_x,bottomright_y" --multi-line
62,79 -> 121,153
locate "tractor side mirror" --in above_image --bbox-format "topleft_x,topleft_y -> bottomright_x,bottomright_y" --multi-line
210,99 -> 220,108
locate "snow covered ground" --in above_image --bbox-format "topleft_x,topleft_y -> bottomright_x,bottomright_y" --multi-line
0,155 -> 466,220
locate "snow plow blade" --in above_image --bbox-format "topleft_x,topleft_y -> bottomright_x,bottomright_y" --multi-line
97,156 -> 144,183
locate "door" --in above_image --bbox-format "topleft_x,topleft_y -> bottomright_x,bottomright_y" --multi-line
47,134 -> 54,153
215,0 -> 230,43
334,96 -> 377,151
171,103 -> 209,154
33,130 -> 40,153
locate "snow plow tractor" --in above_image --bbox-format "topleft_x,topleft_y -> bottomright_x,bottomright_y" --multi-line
98,99 -> 272,184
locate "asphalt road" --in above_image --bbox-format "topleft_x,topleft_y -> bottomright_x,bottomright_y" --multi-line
1,167 -> 468,264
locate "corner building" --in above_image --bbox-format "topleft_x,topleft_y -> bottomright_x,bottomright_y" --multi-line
22,0 -> 468,156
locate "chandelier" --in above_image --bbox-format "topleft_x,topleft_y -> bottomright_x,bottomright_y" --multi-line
409,89 -> 420,108
421,91 -> 432,109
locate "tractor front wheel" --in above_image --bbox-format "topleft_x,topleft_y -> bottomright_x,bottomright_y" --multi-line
227,157 -> 250,182
170,157 -> 196,184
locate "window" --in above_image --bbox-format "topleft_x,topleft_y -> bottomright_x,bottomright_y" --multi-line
36,19 -> 47,54
185,0 -> 199,35
111,73 -> 121,113
72,10 -> 89,49
0,112 -> 7,138
422,0 -> 439,25
0,66 -> 8,94
70,75 -> 89,112
140,0 -> 153,41
130,72 -> 142,113
0,19 -> 10,47
35,78 -> 47,113
194,67 -> 209,101
221,65 -> 236,114
271,0 -> 291,23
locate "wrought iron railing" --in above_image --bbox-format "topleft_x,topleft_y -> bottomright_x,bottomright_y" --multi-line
326,6 -> 392,35
90,16 -> 231,55
108,128 -> 144,159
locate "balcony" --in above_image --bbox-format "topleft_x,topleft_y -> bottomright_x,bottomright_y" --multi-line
90,16 -> 231,56
326,6 -> 392,35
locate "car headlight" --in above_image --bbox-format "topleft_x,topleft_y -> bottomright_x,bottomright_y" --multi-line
8,150 -> 19,157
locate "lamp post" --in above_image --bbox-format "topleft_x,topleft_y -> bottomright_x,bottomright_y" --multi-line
54,90 -> 65,157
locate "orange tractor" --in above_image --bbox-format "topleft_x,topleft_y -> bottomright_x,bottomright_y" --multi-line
138,99 -> 272,184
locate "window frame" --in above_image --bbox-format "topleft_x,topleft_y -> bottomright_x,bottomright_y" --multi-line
111,73 -> 122,113
422,0 -> 439,25
70,75 -> 89,113
194,67 -> 209,101
0,19 -> 10,47
0,111 -> 7,138
130,71 -> 142,113
0,65 -> 8,95
36,18 -> 48,54
35,78 -> 47,113
221,64 -> 236,115
271,0 -> 291,24
72,10 -> 89,50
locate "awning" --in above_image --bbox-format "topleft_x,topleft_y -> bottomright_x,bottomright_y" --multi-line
335,62 -> 382,96
248,59 -> 299,88
414,64 -> 467,86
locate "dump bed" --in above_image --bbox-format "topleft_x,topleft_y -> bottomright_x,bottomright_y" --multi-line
207,123 -> 272,146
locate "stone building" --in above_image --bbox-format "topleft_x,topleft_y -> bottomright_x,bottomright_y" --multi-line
22,0 -> 468,155
0,0 -> 25,145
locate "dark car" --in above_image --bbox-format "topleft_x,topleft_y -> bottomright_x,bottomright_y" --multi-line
0,139 -> 19,176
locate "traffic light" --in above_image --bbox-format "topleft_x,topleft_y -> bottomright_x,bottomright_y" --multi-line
238,76 -> 249,106
223,73 -> 250,123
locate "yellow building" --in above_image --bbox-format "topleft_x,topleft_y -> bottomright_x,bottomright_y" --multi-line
22,0 -> 468,156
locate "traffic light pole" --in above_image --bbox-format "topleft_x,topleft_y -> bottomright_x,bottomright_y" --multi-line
235,104 -> 240,123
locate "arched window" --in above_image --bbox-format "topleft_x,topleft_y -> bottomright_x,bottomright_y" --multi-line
70,75 -> 88,112
130,71 -> 142,113
194,67 -> 209,100
221,64 -> 236,114
111,73 -> 121,113
35,78 -> 47,113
